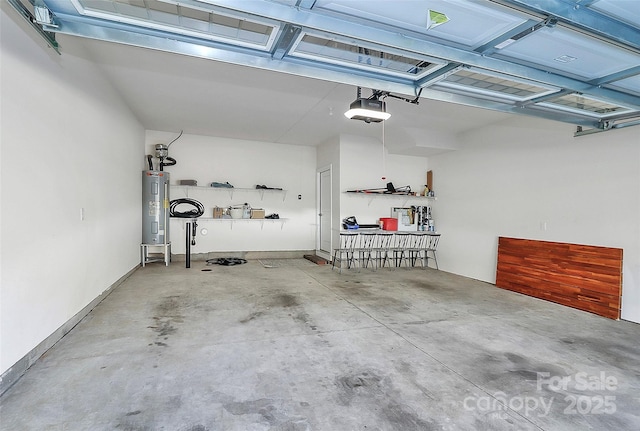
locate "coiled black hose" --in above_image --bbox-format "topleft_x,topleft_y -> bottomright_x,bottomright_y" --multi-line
169,198 -> 204,218
161,157 -> 177,170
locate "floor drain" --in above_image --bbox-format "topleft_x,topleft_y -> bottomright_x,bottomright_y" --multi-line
201,269 -> 212,272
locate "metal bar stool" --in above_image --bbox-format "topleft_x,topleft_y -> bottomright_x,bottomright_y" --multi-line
392,232 -> 413,268
424,233 -> 441,269
332,232 -> 359,273
356,231 -> 378,270
407,232 -> 429,268
373,231 -> 394,270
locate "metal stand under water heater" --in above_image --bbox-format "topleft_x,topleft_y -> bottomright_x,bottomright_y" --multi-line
141,170 -> 171,266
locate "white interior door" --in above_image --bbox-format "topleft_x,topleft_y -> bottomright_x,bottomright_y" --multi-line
317,167 -> 332,258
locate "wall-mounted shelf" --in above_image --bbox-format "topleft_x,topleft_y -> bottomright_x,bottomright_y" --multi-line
172,185 -> 287,201
344,191 -> 436,207
171,217 -> 288,230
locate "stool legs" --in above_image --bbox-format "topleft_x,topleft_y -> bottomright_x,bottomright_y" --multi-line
333,232 -> 440,272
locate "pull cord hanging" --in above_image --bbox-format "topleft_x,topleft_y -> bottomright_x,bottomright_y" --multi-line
381,117 -> 387,181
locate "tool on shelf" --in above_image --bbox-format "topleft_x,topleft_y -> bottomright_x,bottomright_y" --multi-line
347,182 -> 413,195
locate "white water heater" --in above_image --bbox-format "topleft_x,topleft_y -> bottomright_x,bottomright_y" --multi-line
142,170 -> 170,244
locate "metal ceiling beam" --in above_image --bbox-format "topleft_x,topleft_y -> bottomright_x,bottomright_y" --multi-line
473,18 -> 546,55
37,0 -> 640,132
272,24 -> 301,60
190,0 -> 640,109
575,118 -> 640,137
42,0 -> 640,109
575,0 -> 599,7
590,66 -> 640,86
418,88 -> 601,127
519,89 -> 575,106
415,63 -> 462,88
492,0 -> 640,51
45,13 -> 415,93
296,0 -> 316,9
44,12 -> 603,129
613,119 -> 640,129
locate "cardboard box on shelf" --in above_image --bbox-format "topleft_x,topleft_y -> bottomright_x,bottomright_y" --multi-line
251,209 -> 265,219
212,207 -> 225,219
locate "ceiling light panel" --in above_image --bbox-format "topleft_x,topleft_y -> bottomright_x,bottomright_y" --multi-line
496,25 -> 640,81
71,0 -> 279,50
433,68 -> 558,101
538,93 -> 636,118
588,0 -> 640,28
289,32 -> 444,79
314,0 -> 531,49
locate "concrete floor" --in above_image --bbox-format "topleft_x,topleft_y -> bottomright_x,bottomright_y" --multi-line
1,258 -> 639,430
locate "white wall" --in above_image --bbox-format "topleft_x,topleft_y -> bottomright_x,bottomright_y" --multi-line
428,116 -> 640,323
145,131 -> 317,254
339,134 -> 431,225
1,10 -> 145,375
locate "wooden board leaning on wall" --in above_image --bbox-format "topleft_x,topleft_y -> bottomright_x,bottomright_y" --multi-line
495,237 -> 623,319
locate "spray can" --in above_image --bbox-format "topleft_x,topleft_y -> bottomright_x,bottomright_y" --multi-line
242,203 -> 251,219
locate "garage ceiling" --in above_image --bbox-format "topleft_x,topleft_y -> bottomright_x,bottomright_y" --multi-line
10,0 -> 640,148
